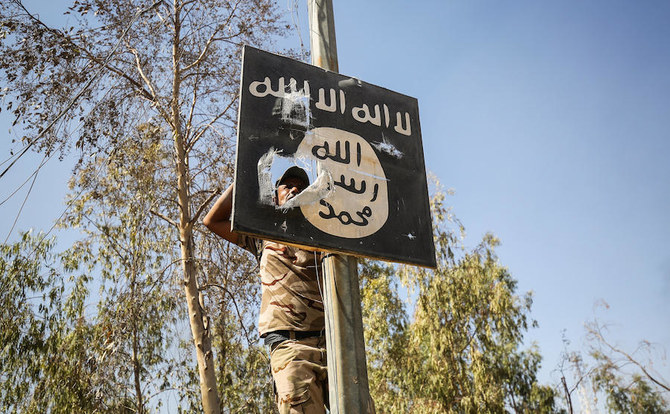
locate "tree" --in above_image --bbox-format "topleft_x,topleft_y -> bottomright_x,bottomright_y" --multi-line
62,123 -> 183,412
1,1 -> 288,411
556,307 -> 669,413
360,188 -> 559,413
1,126 -> 186,412
62,121 -> 276,411
0,231 -> 97,413
200,239 -> 277,412
588,317 -> 669,413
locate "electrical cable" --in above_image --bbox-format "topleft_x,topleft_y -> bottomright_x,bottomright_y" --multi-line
288,0 -> 308,62
2,0 -> 167,245
0,142 -> 31,169
316,250 -> 339,406
0,70 -> 158,242
0,0 -> 163,181
0,151 -> 52,207
3,154 -> 41,244
16,89 -> 161,258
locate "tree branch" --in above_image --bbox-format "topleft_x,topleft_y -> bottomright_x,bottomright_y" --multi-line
189,189 -> 221,226
182,26 -> 224,73
187,95 -> 238,152
150,209 -> 178,228
200,282 -> 255,349
592,325 -> 670,392
80,212 -> 135,270
184,74 -> 200,148
81,48 -> 156,102
128,44 -> 161,106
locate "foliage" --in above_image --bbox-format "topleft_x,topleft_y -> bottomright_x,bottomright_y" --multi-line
360,188 -> 559,413
62,123 -> 183,412
555,307 -> 669,413
0,231 -> 98,413
587,317 -> 669,413
591,364 -> 669,413
1,0 -> 289,411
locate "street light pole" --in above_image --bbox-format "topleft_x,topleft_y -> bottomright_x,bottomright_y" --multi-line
307,1 -> 374,412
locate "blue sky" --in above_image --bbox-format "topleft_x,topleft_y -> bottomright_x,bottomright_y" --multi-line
314,0 -> 670,389
2,0 -> 669,396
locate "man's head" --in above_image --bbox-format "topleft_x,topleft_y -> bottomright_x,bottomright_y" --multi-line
274,166 -> 309,206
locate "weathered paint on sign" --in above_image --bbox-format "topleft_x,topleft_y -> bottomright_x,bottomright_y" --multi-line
233,45 -> 436,268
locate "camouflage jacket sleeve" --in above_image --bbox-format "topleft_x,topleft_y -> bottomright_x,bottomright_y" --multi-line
237,234 -> 263,262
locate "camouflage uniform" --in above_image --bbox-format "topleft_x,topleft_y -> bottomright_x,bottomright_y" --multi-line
239,235 -> 327,413
271,336 -> 327,413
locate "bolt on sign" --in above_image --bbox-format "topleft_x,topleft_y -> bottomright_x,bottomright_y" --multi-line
232,45 -> 436,268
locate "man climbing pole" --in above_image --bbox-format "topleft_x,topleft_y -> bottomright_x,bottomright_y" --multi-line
203,166 -> 329,413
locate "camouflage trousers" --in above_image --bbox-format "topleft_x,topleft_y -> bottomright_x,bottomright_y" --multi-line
270,336 -> 328,414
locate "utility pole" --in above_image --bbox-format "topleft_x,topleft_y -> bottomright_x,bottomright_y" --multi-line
307,1 -> 374,412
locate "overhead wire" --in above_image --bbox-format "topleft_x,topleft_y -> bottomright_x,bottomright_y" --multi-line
288,0 -> 308,62
0,0 -> 163,181
0,141 -> 31,169
1,0 -> 164,244
1,64 -> 163,242
0,150 -> 53,207
3,153 -> 42,244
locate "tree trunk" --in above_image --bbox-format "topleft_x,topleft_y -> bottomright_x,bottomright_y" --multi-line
131,269 -> 145,414
179,225 -> 220,413
172,1 -> 221,412
133,322 -> 144,414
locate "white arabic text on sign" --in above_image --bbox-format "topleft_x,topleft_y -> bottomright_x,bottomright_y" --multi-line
248,76 -> 412,136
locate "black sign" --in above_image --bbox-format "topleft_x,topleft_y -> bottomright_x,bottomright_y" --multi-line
232,45 -> 436,268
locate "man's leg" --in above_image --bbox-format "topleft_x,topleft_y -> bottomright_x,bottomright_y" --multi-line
271,337 -> 327,414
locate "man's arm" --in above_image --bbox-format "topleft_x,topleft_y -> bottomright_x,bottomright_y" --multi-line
203,184 -> 240,245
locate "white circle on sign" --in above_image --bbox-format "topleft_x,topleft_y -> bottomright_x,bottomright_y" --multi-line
296,127 -> 388,238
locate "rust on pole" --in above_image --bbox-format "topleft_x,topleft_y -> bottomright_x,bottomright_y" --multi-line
308,1 -> 374,412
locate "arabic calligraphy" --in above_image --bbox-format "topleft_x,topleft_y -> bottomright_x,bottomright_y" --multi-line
334,174 -> 366,194
311,140 -> 362,166
315,88 -> 347,115
370,183 -> 379,202
319,200 -> 372,226
248,76 -> 413,137
297,127 -> 389,239
352,104 -> 381,127
249,76 -> 311,99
